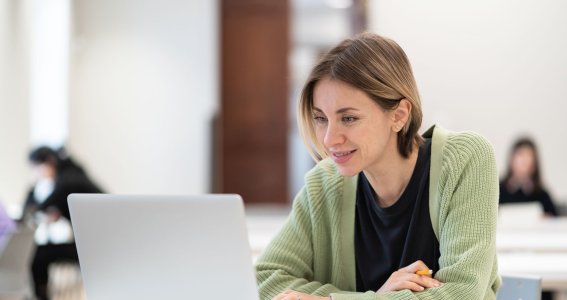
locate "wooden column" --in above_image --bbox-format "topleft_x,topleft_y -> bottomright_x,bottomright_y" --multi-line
217,0 -> 289,204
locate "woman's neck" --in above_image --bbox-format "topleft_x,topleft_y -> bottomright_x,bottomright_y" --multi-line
363,144 -> 419,208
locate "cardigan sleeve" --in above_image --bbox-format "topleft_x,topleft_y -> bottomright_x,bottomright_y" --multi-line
255,186 -> 344,300
330,133 -> 500,300
428,132 -> 500,299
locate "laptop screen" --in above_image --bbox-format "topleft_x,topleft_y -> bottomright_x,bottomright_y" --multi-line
69,194 -> 259,300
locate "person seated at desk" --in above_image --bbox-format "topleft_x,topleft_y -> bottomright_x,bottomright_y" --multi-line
256,33 -> 500,300
500,138 -> 558,217
21,146 -> 103,300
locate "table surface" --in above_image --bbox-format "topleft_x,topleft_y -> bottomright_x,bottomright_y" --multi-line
244,205 -> 567,291
496,216 -> 567,291
498,217 -> 567,232
497,217 -> 567,252
498,252 -> 567,290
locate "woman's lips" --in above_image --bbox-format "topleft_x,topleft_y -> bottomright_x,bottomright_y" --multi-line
331,150 -> 356,164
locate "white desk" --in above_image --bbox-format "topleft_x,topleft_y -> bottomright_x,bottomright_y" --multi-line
497,216 -> 567,297
498,217 -> 567,232
497,217 -> 567,252
497,232 -> 567,252
498,252 -> 567,291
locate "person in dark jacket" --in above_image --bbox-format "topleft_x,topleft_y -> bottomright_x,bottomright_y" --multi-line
22,146 -> 103,300
500,138 -> 558,217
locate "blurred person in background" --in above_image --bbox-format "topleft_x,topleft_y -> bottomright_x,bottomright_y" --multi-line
22,146 -> 103,300
500,138 -> 558,217
0,200 -> 16,251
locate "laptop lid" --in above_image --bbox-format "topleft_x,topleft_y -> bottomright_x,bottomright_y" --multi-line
68,194 -> 259,300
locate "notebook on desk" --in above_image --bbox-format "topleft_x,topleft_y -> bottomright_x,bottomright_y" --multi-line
68,194 -> 260,300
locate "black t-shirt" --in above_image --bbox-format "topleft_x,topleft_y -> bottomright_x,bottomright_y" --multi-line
355,139 -> 439,292
499,183 -> 558,216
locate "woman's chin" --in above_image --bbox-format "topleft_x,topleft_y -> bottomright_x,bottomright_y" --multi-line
336,166 -> 360,177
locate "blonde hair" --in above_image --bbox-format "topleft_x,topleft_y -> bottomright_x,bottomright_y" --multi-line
298,32 -> 423,161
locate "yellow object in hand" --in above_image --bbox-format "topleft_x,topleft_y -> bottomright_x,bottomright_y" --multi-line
416,269 -> 433,275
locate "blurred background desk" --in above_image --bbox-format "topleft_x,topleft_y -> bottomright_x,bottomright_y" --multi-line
498,217 -> 567,232
498,252 -> 567,291
497,216 -> 567,253
497,211 -> 567,299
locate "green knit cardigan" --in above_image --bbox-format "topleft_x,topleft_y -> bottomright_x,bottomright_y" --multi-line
255,126 -> 501,299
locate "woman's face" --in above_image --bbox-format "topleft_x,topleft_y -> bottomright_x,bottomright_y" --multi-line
511,146 -> 536,179
32,162 -> 56,181
312,77 -> 398,176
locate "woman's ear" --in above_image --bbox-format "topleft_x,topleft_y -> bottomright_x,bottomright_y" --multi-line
392,99 -> 412,132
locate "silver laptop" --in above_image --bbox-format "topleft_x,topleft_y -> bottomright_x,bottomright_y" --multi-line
68,194 -> 259,300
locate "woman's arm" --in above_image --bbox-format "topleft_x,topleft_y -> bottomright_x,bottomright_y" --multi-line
256,187 -> 345,300
539,190 -> 559,216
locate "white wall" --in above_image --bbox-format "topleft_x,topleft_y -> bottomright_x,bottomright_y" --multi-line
29,0 -> 70,148
0,0 -> 31,216
369,0 -> 567,202
69,0 -> 218,194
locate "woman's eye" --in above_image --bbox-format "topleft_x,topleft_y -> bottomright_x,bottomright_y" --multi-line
313,116 -> 327,124
342,116 -> 358,124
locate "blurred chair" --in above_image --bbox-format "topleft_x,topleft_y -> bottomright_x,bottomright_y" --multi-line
497,274 -> 542,300
0,225 -> 36,300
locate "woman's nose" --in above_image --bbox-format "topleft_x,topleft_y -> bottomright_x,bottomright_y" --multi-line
323,122 -> 345,148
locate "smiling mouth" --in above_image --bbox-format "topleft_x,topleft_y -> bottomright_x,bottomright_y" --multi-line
333,150 -> 356,157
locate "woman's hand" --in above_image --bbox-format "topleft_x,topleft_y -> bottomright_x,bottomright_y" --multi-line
272,290 -> 330,300
377,260 -> 443,293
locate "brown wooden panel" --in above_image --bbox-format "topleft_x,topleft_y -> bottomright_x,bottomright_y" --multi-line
217,0 -> 289,204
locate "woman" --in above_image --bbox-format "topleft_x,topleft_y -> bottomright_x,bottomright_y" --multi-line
22,146 -> 103,300
500,138 -> 558,217
255,33 -> 500,300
